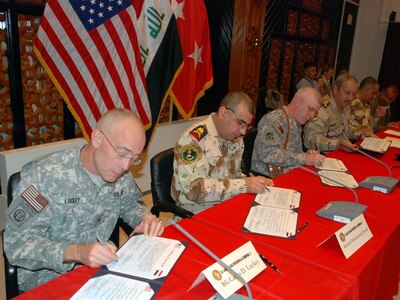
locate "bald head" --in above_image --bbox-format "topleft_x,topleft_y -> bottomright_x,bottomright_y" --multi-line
288,86 -> 322,125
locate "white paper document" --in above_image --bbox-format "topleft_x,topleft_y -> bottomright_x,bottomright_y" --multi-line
254,187 -> 301,209
360,137 -> 391,153
384,136 -> 400,148
189,241 -> 266,299
384,129 -> 400,137
316,158 -> 348,172
318,170 -> 359,188
107,235 -> 186,280
70,274 -> 154,300
70,235 -> 186,300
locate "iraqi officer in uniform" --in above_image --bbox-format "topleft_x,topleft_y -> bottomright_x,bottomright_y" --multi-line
303,73 -> 358,154
171,92 -> 274,214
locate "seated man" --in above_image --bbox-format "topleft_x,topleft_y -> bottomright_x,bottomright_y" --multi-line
4,108 -> 164,292
251,87 -> 325,178
171,92 -> 274,214
303,73 -> 358,153
344,76 -> 382,140
369,84 -> 399,132
296,61 -> 318,91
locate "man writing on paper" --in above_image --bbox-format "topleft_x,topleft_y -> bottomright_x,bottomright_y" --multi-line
344,76 -> 382,141
251,87 -> 325,178
171,92 -> 274,214
4,109 -> 164,292
303,73 -> 359,153
369,84 -> 399,132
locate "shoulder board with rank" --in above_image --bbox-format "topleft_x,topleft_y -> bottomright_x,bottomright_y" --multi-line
190,125 -> 208,142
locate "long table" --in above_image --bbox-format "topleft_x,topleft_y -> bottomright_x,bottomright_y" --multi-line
14,132 -> 400,299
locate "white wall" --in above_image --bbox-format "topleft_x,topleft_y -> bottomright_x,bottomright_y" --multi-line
350,0 -> 400,80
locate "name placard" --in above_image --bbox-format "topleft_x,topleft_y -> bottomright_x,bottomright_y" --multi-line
189,241 -> 266,299
335,214 -> 373,258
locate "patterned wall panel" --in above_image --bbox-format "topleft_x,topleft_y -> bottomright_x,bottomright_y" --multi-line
0,14 -> 13,151
18,15 -> 65,146
266,38 -> 281,88
299,14 -> 319,38
281,41 -> 295,102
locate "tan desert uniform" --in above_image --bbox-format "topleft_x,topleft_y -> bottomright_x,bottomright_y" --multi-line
344,98 -> 379,140
303,95 -> 349,153
171,114 -> 246,213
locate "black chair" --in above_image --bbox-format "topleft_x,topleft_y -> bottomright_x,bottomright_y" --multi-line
3,172 -> 20,299
2,172 -> 132,299
241,128 -> 258,175
150,148 -> 194,219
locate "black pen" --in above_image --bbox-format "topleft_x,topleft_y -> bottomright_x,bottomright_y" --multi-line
96,235 -> 118,262
391,165 -> 400,169
296,221 -> 309,233
259,254 -> 281,274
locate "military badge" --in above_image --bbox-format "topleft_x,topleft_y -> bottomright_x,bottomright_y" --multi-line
272,121 -> 284,135
321,96 -> 330,108
182,145 -> 199,164
265,131 -> 274,140
190,125 -> 208,141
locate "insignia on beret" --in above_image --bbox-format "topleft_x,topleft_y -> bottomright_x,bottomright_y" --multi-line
21,185 -> 48,213
190,125 -> 208,142
182,145 -> 199,164
272,122 -> 284,135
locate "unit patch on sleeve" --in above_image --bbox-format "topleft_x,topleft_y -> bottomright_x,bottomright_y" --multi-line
182,145 -> 199,164
190,125 -> 208,141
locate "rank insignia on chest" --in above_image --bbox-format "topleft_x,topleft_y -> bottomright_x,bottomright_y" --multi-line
190,125 -> 208,141
272,122 -> 284,135
181,145 -> 199,164
21,185 -> 48,212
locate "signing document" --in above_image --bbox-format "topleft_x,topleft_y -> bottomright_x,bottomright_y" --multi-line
316,158 -> 348,172
71,235 -> 186,300
318,170 -> 359,188
242,187 -> 300,238
360,137 -> 391,153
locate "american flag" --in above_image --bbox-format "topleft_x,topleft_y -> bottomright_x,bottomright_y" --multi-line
34,0 -> 151,137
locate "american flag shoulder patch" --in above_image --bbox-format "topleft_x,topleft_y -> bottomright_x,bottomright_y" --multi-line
21,185 -> 49,213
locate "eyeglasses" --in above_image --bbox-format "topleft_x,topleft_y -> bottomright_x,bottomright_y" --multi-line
224,107 -> 252,130
99,130 -> 141,165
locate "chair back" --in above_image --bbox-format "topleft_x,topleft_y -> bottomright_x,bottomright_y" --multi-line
241,128 -> 258,175
150,148 -> 175,211
4,172 -> 21,299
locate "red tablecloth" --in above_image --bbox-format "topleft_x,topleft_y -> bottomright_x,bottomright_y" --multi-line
14,130 -> 400,299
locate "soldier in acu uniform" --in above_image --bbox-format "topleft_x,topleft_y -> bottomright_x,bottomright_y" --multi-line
4,108 -> 164,292
303,73 -> 359,154
171,92 -> 274,214
251,87 -> 325,178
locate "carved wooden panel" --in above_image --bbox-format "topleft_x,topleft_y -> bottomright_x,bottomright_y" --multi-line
0,13 -> 13,151
266,38 -> 281,89
300,14 -> 320,37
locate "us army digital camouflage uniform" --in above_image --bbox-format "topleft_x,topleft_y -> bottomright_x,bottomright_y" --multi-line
4,146 -> 148,291
303,95 -> 349,153
171,114 -> 246,213
343,98 -> 379,140
251,107 -> 306,177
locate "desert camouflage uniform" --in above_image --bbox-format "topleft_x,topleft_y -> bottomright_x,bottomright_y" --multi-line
4,146 -> 148,291
344,98 -> 380,140
251,107 -> 306,177
370,94 -> 391,132
303,95 -> 349,153
171,113 -> 246,213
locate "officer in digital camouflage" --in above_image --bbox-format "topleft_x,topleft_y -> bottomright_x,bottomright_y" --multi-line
4,108 -> 164,292
303,73 -> 358,154
251,87 -> 325,178
343,76 -> 381,140
171,92 -> 274,214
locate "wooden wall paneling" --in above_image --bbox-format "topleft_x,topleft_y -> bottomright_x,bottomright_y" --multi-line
229,0 -> 267,110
